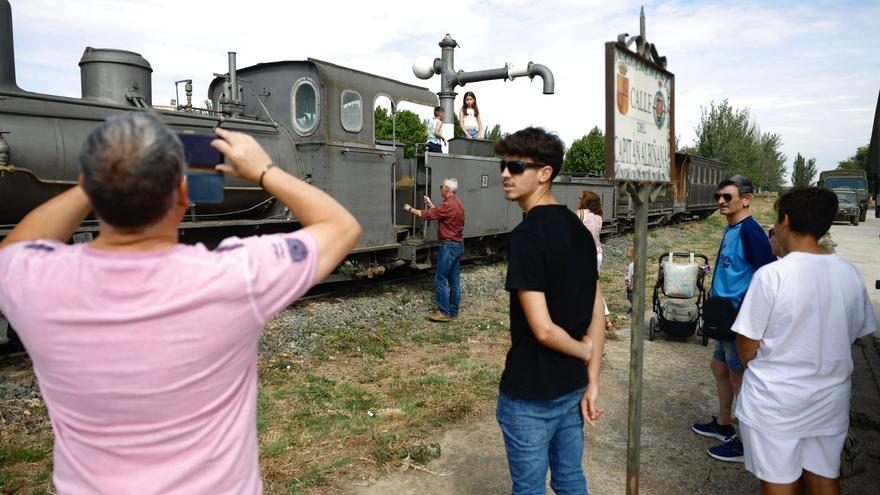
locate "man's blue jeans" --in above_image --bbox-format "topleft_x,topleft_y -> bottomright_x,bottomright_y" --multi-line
496,387 -> 588,495
435,241 -> 463,316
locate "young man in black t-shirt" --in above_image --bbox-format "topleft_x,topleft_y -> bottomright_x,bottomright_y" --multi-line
494,127 -> 606,494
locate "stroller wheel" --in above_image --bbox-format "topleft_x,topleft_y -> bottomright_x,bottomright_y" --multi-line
701,332 -> 709,346
649,317 -> 656,341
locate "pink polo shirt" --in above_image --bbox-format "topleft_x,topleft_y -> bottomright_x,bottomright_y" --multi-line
0,231 -> 317,495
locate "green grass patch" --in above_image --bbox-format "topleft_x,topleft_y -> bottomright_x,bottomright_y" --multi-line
0,445 -> 50,464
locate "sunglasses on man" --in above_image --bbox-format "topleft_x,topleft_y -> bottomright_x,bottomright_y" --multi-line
500,160 -> 546,175
713,192 -> 734,202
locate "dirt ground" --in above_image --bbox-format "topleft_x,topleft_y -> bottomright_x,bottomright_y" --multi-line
334,217 -> 880,495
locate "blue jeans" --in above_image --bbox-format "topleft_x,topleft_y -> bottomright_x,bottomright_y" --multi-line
435,241 -> 463,316
713,339 -> 744,373
466,128 -> 478,139
496,387 -> 588,495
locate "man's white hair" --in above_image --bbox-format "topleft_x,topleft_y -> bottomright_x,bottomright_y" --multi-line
443,177 -> 458,193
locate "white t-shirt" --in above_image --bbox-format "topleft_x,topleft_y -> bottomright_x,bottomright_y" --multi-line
733,252 -> 876,437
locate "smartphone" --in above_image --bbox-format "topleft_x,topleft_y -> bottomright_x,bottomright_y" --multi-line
179,133 -> 224,204
186,169 -> 225,204
178,133 -> 222,167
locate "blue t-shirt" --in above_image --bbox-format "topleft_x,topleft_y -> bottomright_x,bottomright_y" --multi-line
711,215 -> 775,308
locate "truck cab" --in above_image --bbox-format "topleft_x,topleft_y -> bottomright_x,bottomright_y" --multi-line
818,169 -> 868,222
832,188 -> 861,226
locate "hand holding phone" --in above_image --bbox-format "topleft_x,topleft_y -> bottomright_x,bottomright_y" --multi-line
211,128 -> 274,183
180,133 -> 224,204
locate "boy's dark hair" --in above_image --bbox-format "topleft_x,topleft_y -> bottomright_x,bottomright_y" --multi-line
494,127 -> 565,180
433,106 -> 444,117
775,187 -> 837,239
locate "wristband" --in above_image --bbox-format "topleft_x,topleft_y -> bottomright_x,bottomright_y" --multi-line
258,163 -> 277,189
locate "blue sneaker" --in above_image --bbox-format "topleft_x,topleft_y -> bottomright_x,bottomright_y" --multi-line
691,416 -> 735,441
707,435 -> 744,463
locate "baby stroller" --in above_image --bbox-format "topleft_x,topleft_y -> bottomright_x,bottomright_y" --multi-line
649,252 -> 710,346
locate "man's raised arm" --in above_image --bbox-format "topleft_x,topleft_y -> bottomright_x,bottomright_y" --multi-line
212,128 -> 361,283
0,186 -> 91,249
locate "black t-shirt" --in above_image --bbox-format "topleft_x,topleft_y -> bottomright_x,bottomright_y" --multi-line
500,204 -> 598,400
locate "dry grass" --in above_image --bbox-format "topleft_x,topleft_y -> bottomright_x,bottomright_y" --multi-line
0,197 -> 779,494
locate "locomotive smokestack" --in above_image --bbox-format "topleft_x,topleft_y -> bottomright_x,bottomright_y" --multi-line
0,0 -> 19,90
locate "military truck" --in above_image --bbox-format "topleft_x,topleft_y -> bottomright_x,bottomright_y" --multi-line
818,169 -> 868,222
832,189 -> 860,226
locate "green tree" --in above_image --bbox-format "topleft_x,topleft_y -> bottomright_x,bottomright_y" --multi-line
790,152 -> 818,186
483,124 -> 505,157
563,127 -> 605,175
690,99 -> 786,191
374,107 -> 428,158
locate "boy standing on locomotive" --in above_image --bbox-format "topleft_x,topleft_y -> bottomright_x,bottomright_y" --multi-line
692,175 -> 775,463
494,127 -> 605,493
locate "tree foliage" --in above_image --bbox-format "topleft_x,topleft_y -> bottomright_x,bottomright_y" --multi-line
482,124 -> 505,157
374,107 -> 428,158
790,152 -> 818,187
689,99 -> 787,191
839,145 -> 869,170
563,127 -> 605,175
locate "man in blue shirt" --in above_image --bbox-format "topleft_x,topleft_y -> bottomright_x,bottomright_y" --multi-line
692,175 -> 775,462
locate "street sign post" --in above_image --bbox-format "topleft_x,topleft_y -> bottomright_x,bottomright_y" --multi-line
604,8 -> 674,495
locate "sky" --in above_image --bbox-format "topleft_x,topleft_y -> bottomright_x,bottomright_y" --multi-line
8,0 -> 880,175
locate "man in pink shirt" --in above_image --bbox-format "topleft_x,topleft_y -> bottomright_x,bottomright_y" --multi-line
0,112 -> 361,494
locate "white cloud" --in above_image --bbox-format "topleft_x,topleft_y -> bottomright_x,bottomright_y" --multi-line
7,0 -> 880,174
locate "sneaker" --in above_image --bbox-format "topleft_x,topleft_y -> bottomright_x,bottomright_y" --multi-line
428,311 -> 452,322
692,416 -> 735,441
707,435 -> 744,463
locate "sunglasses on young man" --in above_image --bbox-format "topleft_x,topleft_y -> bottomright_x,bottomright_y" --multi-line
713,192 -> 734,202
499,160 -> 546,174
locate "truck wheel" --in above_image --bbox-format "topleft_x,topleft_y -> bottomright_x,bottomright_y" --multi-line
648,317 -> 656,341
852,216 -> 859,226
860,208 -> 867,222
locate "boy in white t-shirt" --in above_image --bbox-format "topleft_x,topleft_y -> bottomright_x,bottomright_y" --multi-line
733,187 -> 876,494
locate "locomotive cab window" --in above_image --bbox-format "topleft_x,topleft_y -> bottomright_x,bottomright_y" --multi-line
292,78 -> 320,135
340,90 -> 363,132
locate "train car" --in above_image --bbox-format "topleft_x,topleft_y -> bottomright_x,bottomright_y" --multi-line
556,152 -> 726,234
678,152 -> 726,220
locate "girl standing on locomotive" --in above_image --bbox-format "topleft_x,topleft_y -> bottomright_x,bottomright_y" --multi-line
578,189 -> 613,330
458,91 -> 484,139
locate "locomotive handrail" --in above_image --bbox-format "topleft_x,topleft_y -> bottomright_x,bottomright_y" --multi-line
0,164 -> 75,185
340,148 -> 392,157
391,161 -> 397,227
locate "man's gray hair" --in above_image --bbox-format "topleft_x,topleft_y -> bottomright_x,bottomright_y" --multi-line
80,112 -> 186,229
443,177 -> 458,193
717,174 -> 755,197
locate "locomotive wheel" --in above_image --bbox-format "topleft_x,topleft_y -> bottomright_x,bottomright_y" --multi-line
648,317 -> 656,341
